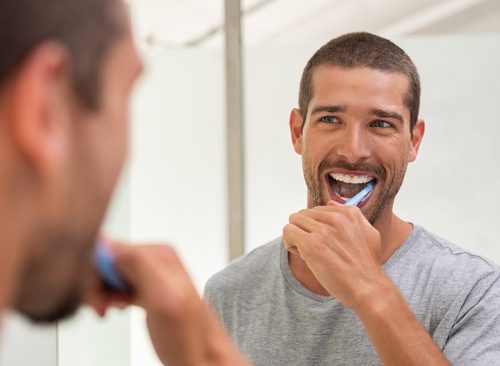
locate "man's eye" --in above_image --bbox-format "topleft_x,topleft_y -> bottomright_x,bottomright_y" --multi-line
371,120 -> 391,128
320,116 -> 339,123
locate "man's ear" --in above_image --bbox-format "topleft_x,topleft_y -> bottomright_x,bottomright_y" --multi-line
8,42 -> 72,171
289,108 -> 304,155
408,119 -> 425,162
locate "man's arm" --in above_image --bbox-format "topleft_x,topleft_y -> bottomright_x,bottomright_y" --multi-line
88,243 -> 250,366
283,202 -> 450,366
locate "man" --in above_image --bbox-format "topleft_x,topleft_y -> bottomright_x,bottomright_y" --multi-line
0,0 -> 248,365
204,32 -> 500,365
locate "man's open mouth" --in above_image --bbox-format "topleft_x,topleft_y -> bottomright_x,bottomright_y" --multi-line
327,172 -> 376,204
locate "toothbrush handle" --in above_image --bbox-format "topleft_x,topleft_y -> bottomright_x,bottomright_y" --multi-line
94,242 -> 130,293
345,181 -> 374,206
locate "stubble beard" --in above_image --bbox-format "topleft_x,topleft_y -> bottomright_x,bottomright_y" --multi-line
302,158 -> 407,226
14,231 -> 90,323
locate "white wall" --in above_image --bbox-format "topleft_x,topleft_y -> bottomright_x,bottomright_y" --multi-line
397,35 -> 500,260
128,45 -> 227,366
0,312 -> 57,366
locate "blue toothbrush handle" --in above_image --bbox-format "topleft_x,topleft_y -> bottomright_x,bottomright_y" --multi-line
345,181 -> 374,206
94,242 -> 130,293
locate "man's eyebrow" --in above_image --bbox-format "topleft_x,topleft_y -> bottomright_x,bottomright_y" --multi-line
310,105 -> 346,115
370,109 -> 404,124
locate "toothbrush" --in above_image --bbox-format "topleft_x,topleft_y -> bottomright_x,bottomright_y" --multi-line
94,242 -> 130,293
344,181 -> 375,206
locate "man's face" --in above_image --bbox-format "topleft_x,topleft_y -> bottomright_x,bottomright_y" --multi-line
291,65 -> 423,225
14,16 -> 143,322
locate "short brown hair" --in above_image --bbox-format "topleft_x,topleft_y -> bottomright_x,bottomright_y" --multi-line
299,32 -> 421,130
0,0 -> 126,109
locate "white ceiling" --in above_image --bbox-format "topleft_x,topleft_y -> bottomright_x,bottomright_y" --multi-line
128,0 -> 500,47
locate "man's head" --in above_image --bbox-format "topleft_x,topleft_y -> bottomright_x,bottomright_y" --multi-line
290,32 -> 425,224
0,0 -> 142,322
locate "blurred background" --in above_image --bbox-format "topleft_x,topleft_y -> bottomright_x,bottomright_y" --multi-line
1,0 -> 499,364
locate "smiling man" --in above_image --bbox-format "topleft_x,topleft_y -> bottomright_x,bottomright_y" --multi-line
204,32 -> 500,365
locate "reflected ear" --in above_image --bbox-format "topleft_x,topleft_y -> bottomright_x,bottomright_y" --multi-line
8,42 -> 71,171
289,108 -> 304,155
408,119 -> 425,162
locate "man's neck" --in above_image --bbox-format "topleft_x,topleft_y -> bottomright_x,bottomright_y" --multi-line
288,209 -> 413,297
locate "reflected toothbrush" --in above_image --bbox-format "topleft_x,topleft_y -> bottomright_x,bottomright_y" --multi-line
345,181 -> 375,206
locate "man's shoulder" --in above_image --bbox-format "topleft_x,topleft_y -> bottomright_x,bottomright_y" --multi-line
414,225 -> 499,273
205,237 -> 282,294
396,225 -> 500,297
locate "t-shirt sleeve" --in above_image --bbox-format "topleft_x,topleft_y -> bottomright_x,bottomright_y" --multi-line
203,275 -> 225,319
203,277 -> 217,307
443,269 -> 500,365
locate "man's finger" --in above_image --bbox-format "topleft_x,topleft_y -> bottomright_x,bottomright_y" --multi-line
327,200 -> 343,207
283,223 -> 309,256
289,212 -> 323,233
298,208 -> 345,227
284,241 -> 299,256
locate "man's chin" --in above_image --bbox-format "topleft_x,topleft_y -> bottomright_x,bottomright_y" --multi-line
17,294 -> 81,324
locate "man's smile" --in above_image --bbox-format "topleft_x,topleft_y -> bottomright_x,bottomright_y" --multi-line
326,171 -> 377,206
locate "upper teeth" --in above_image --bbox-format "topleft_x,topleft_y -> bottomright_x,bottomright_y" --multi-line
329,173 -> 374,184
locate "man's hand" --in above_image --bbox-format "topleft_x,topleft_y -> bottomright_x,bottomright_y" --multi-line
87,242 -> 249,366
283,200 -> 387,311
283,201 -> 450,365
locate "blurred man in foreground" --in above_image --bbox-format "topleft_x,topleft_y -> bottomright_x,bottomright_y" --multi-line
0,0 -> 248,365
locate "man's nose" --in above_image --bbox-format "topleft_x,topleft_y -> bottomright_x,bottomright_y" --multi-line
334,125 -> 371,164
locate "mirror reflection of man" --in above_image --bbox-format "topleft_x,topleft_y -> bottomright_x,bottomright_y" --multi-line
205,33 -> 500,365
0,0 -> 249,365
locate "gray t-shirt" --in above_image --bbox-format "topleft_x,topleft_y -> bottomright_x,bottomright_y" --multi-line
204,225 -> 500,365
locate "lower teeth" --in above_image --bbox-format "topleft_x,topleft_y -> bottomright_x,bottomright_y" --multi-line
330,178 -> 374,201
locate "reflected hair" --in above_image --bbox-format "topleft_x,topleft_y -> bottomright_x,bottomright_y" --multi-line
299,32 -> 421,130
0,0 -> 126,109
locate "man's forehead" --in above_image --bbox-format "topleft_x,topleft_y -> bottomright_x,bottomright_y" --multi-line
309,65 -> 411,116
